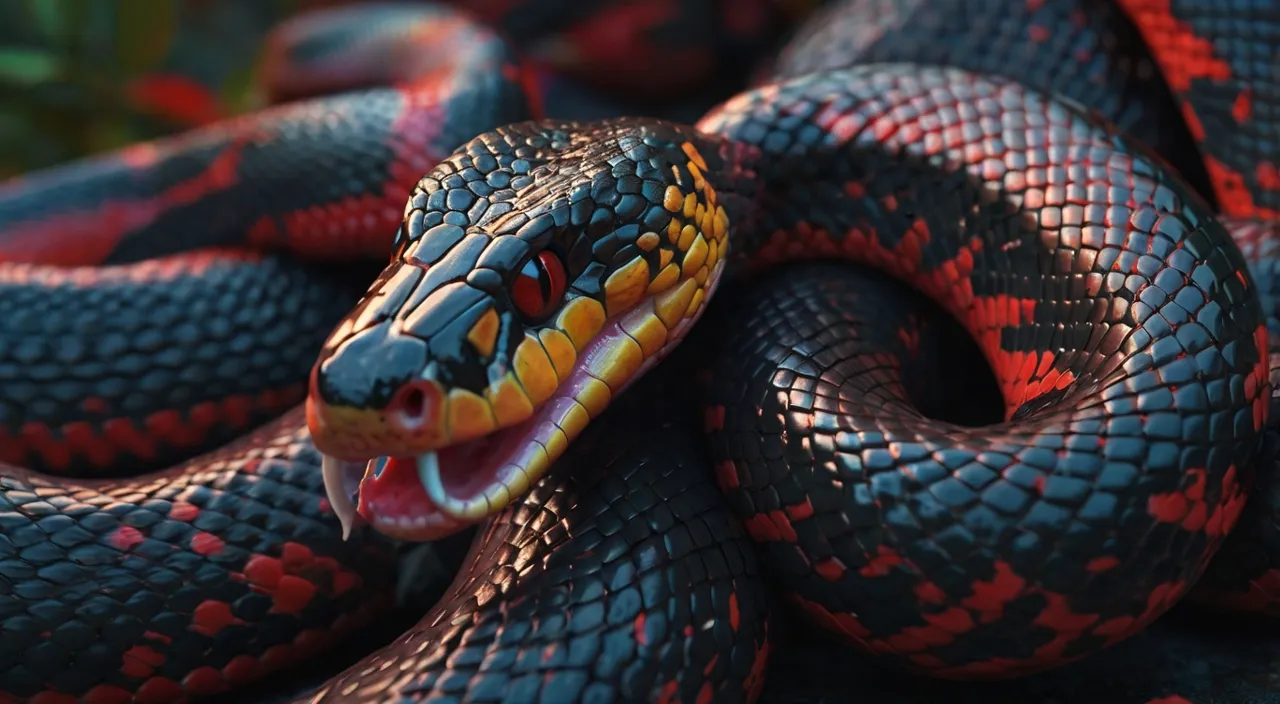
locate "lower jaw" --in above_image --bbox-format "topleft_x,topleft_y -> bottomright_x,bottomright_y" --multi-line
357,478 -> 469,541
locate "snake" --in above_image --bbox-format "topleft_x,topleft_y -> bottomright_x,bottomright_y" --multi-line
0,0 -> 1277,702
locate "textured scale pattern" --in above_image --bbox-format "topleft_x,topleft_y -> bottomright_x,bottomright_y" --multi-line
1117,0 -> 1279,220
0,6 -> 538,701
0,253 -> 369,476
0,410 -> 398,703
693,64 -> 1271,675
302,385 -> 770,704
2,0 -> 1280,701
1187,218 -> 1280,615
768,0 -> 1214,201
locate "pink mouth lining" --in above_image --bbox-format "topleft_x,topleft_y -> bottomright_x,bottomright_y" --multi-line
353,418 -> 536,540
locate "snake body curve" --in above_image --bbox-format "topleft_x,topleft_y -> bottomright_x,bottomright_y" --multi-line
0,0 -> 1278,703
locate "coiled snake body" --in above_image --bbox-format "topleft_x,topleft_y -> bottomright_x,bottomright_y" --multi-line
1,0 -> 1278,702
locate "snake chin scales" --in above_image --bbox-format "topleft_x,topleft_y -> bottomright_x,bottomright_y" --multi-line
320,260 -> 722,541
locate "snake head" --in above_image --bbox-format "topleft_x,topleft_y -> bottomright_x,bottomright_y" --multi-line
307,118 -> 755,540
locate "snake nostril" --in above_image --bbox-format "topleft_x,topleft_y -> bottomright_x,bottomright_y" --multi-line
388,382 -> 435,432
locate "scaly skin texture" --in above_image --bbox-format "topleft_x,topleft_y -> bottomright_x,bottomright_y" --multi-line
1115,0 -> 1280,623
1192,219 -> 1280,616
0,5 -> 531,702
310,58 -> 1267,685
301,372 -> 772,703
0,4 -> 526,477
0,253 -> 370,477
1116,0 -> 1279,222
766,0 -> 1215,201
0,410 -> 399,703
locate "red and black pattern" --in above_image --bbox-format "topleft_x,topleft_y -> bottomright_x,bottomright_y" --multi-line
303,371 -> 772,703
4,0 -> 1280,703
697,62 -> 1267,676
0,411 -> 399,703
766,0 -> 1216,201
0,4 -> 527,477
0,4 -> 533,701
1117,0 -> 1278,222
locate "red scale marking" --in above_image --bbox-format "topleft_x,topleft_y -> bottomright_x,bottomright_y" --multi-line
181,667 -> 228,697
801,542 -> 1192,677
655,680 -> 680,704
0,373 -> 294,471
221,655 -> 261,686
133,677 -> 184,703
192,600 -> 245,637
744,636 -> 771,703
191,531 -> 226,556
914,580 -> 947,604
331,569 -> 362,596
741,510 -> 798,542
1085,556 -> 1120,573
81,684 -> 133,704
1116,0 -> 1277,220
704,404 -> 725,431
858,546 -> 903,578
252,82 -> 451,259
714,460 -> 741,490
1147,466 -> 1248,537
0,382 -> 308,474
282,541 -> 316,569
1232,88 -> 1253,123
273,575 -> 319,614
119,645 -> 165,679
110,525 -> 145,551
748,210 -> 1070,416
784,497 -> 814,520
243,554 -> 285,589
142,631 -> 172,645
169,501 -> 200,521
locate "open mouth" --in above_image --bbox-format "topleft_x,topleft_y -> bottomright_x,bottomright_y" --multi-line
320,261 -> 726,542
320,392 -> 588,541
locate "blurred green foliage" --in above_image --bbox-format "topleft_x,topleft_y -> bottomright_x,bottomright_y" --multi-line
0,0 -> 315,178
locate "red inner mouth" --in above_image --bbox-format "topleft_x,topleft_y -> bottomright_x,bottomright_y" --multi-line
355,414 -> 539,529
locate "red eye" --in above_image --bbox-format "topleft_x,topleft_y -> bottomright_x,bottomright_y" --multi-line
511,251 -> 567,320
